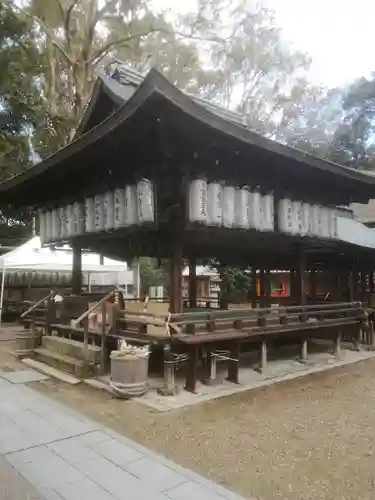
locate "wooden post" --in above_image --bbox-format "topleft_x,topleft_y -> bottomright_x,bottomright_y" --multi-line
335,331 -> 341,359
295,248 -> 306,305
83,316 -> 89,376
265,269 -> 271,308
352,267 -> 359,301
251,266 -> 257,309
184,345 -> 198,393
290,268 -> 296,303
158,346 -> 179,395
300,337 -> 308,363
99,301 -> 107,375
72,243 -> 82,295
259,339 -> 267,373
310,266 -> 317,302
188,257 -> 197,308
259,268 -> 266,308
202,351 -> 219,386
369,270 -> 374,307
227,341 -> 240,384
169,241 -> 183,314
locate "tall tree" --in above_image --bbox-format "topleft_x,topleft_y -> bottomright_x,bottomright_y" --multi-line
0,1 -> 43,179
330,74 -> 375,169
4,0 -> 334,160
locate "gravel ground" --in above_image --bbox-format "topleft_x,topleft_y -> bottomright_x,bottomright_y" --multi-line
0,458 -> 45,500
23,358 -> 375,500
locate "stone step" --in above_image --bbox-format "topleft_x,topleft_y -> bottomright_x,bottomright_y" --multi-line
22,358 -> 81,385
42,335 -> 100,364
33,347 -> 95,379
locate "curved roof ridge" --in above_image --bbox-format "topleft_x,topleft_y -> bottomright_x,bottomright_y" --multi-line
1,67 -> 375,205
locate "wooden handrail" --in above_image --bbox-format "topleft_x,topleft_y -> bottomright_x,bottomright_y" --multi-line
20,290 -> 56,319
72,288 -> 118,327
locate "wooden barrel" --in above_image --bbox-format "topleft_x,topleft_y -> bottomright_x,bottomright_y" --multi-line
110,351 -> 149,398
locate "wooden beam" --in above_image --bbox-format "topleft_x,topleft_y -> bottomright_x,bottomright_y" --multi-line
295,248 -> 306,305
310,266 -> 317,301
259,268 -> 266,308
72,243 -> 82,295
169,241 -> 183,314
251,266 -> 257,309
188,257 -> 197,308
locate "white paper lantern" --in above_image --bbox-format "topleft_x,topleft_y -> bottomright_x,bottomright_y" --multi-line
207,182 -> 223,226
51,209 -> 61,241
124,185 -> 137,226
38,210 -> 46,244
65,205 -> 74,237
58,207 -> 66,239
222,186 -> 236,228
45,211 -> 52,243
114,189 -> 125,229
188,179 -> 208,224
311,205 -> 323,237
94,195 -> 104,232
84,198 -> 95,234
260,194 -> 274,232
72,202 -> 84,236
235,188 -> 250,229
137,179 -> 155,224
330,209 -> 338,239
103,192 -> 115,231
292,201 -> 303,235
277,199 -> 293,234
320,206 -> 330,239
301,203 -> 310,237
248,191 -> 262,230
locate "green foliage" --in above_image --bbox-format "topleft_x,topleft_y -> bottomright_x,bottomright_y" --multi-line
0,1 -> 43,178
137,257 -> 165,296
330,75 -> 375,169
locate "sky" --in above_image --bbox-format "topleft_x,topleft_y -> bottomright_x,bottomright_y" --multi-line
268,0 -> 374,88
151,0 -> 374,89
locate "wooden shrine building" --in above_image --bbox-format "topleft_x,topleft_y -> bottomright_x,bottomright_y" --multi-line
2,65 -> 375,392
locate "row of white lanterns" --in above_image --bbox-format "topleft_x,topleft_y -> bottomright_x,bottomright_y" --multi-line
188,179 -> 274,232
278,199 -> 338,239
188,179 -> 338,240
39,180 -> 155,244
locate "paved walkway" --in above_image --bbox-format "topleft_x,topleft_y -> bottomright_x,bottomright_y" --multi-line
0,375 -> 247,500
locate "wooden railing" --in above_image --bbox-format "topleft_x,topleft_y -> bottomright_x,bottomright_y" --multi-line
168,301 -> 364,339
20,290 -> 56,319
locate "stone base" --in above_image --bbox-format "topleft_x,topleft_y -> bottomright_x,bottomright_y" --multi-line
157,385 -> 180,396
296,357 -> 308,365
111,381 -> 149,398
201,377 -> 222,386
15,348 -> 34,360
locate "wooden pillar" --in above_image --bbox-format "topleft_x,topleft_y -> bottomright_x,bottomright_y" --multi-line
265,269 -> 271,308
169,242 -> 183,314
259,268 -> 266,308
310,266 -> 317,302
369,270 -> 374,307
72,243 -> 82,295
219,266 -> 229,310
348,269 -> 355,302
251,266 -> 257,309
295,249 -> 306,305
188,257 -> 197,308
184,345 -> 198,393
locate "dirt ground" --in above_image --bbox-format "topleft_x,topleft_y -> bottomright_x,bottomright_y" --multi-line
2,334 -> 375,500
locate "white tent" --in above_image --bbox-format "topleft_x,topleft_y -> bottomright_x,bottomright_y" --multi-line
0,237 -> 134,323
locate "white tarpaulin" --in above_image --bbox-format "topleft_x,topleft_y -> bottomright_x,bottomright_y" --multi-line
0,237 -> 133,323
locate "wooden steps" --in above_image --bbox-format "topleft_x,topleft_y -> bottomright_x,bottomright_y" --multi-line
32,335 -> 99,379
33,347 -> 94,378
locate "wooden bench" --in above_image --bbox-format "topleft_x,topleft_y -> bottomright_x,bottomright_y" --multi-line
166,302 -> 365,393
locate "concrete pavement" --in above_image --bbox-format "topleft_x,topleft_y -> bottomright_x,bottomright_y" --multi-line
0,372 -> 249,500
